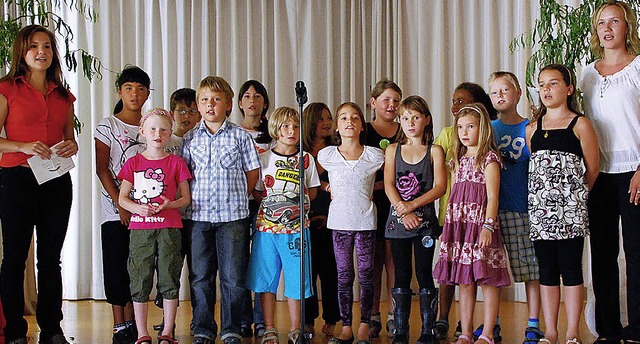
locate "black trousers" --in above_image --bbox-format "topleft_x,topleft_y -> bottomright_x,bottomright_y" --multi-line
588,172 -> 640,341
0,167 -> 71,342
304,218 -> 340,325
390,236 -> 435,290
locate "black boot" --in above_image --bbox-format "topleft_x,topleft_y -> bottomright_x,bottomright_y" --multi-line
417,288 -> 438,344
391,288 -> 412,344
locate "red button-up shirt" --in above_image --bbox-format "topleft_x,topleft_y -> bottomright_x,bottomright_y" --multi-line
0,76 -> 76,167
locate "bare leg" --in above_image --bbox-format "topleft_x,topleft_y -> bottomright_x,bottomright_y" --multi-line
357,323 -> 369,341
563,285 -> 583,341
287,299 -> 301,332
540,285 -> 560,343
112,302 -> 135,324
133,301 -> 149,339
479,285 -> 499,341
261,293 -> 277,329
525,280 -> 541,319
161,299 -> 178,337
458,284 -> 476,338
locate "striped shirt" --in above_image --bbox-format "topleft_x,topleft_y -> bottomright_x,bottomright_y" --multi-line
180,120 -> 260,223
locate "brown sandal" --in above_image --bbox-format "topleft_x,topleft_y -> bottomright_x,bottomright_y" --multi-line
158,334 -> 179,344
135,336 -> 153,344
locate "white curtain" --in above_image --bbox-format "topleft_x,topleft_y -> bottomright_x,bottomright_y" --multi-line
54,0 -> 542,302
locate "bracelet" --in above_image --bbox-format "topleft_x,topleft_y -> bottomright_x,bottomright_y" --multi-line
482,224 -> 494,233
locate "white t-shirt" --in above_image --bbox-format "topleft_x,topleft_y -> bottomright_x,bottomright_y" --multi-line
582,55 -> 640,173
317,145 -> 385,231
255,149 -> 320,233
166,134 -> 183,155
94,116 -> 146,224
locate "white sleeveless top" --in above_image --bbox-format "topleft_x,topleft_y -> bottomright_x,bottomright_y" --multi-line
581,55 -> 640,173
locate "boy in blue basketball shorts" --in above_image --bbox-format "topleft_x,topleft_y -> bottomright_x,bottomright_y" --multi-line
246,107 -> 320,344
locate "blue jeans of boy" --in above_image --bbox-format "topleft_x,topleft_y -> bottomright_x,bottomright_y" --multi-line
189,218 -> 249,341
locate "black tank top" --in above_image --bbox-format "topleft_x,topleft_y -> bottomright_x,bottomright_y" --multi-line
530,115 -> 584,158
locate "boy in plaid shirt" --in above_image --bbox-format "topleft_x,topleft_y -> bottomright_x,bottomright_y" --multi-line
180,76 -> 260,344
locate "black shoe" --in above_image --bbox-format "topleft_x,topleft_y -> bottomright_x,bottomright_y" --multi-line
193,336 -> 214,344
112,330 -> 130,344
240,324 -> 253,338
223,337 -> 242,344
328,336 -> 355,344
39,334 -> 70,344
433,320 -> 449,340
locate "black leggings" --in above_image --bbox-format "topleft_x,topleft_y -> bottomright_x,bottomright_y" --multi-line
390,236 -> 435,290
532,237 -> 584,287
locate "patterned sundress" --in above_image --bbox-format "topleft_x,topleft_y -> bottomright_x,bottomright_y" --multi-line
433,150 -> 511,287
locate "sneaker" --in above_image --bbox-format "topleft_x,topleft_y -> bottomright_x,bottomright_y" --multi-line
433,320 -> 449,340
240,324 -> 253,338
112,330 -> 130,344
126,324 -> 138,343
223,337 -> 242,344
523,327 -> 544,344
39,334 -> 70,344
193,336 -> 214,344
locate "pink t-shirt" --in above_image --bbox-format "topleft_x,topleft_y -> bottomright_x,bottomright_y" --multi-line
117,154 -> 192,230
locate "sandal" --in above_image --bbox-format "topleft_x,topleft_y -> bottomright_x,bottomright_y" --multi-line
288,329 -> 301,344
565,339 -> 581,344
262,328 -> 279,344
135,336 -> 153,344
386,311 -> 396,338
158,335 -> 179,344
453,334 -> 472,344
475,334 -> 494,344
255,323 -> 266,338
538,339 -> 555,344
434,320 -> 449,339
369,313 -> 382,338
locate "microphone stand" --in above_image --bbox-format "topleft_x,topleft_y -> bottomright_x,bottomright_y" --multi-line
295,81 -> 310,344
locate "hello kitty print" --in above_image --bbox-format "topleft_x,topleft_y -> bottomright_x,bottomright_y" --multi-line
117,153 -> 192,230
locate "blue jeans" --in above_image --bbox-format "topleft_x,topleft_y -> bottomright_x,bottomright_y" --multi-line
189,218 -> 249,340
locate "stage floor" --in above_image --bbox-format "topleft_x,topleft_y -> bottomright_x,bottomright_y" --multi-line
23,299 -> 597,343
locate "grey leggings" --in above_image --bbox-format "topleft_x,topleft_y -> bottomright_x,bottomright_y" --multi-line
332,230 -> 376,326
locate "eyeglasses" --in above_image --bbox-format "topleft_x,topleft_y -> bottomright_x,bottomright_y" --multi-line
175,109 -> 199,115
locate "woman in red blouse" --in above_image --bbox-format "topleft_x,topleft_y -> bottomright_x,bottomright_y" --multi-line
0,25 -> 77,344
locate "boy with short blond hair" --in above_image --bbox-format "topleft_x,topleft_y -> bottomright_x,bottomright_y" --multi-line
180,76 -> 261,344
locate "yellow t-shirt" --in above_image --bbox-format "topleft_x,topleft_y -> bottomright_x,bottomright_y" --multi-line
434,126 -> 454,226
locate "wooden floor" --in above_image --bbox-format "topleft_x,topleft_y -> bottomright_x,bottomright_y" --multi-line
24,300 -> 597,343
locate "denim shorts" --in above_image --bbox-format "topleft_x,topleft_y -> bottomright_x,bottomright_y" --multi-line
128,228 -> 183,302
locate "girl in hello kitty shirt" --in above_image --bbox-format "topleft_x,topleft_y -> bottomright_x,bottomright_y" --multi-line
117,108 -> 192,344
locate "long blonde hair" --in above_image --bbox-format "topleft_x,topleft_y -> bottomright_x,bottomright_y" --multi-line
451,102 -> 500,172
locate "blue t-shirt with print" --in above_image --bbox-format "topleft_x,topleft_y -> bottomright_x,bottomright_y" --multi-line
492,118 -> 530,213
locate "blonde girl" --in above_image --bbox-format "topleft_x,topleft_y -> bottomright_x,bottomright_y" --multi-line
433,103 -> 510,344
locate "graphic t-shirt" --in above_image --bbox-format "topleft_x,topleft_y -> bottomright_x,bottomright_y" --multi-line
117,154 -> 192,230
492,118 -> 530,213
255,150 -> 320,234
94,116 -> 146,224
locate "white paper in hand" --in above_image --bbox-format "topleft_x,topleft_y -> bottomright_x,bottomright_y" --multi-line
27,141 -> 75,185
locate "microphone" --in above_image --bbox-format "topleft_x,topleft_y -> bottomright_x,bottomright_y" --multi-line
296,80 -> 308,106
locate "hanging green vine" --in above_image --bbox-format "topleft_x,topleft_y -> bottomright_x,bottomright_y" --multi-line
510,0 -> 640,89
1,0 -> 111,133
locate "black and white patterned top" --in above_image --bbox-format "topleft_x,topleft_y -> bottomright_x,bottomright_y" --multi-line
528,115 -> 589,240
